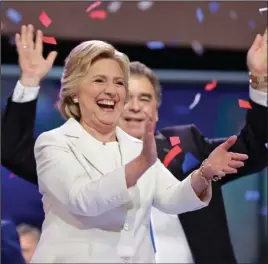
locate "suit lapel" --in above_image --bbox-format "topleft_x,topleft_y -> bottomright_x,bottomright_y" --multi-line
61,118 -> 141,175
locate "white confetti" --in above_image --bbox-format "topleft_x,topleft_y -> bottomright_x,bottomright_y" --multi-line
107,1 -> 122,13
189,93 -> 201,110
259,7 -> 268,12
229,10 -> 238,20
191,40 -> 204,56
137,1 -> 154,11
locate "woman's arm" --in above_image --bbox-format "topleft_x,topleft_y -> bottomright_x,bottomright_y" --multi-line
35,131 -> 152,217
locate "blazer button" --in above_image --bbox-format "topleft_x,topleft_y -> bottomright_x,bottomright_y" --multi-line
123,223 -> 132,231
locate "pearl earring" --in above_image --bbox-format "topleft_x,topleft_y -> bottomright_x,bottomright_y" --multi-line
73,98 -> 78,103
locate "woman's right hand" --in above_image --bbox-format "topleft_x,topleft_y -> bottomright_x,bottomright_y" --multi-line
15,24 -> 57,87
140,113 -> 157,167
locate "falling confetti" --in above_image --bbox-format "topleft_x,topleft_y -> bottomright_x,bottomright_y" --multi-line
182,153 -> 200,173
229,10 -> 238,20
189,93 -> 201,110
238,99 -> 252,109
163,145 -> 182,167
248,20 -> 255,30
265,142 -> 268,149
6,8 -> 22,24
9,173 -> 15,179
260,206 -> 267,216
137,1 -> 154,11
43,36 -> 57,45
169,136 -> 180,147
146,41 -> 165,49
175,105 -> 190,115
191,40 -> 204,55
89,10 -> 107,20
39,11 -> 52,27
208,1 -> 220,14
196,8 -> 204,23
245,190 -> 260,201
107,1 -> 122,13
86,1 -> 102,13
205,80 -> 217,91
259,7 -> 268,12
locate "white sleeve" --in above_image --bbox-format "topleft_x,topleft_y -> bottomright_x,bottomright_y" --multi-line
12,81 -> 40,103
249,86 -> 267,107
153,160 -> 211,214
35,132 -> 133,217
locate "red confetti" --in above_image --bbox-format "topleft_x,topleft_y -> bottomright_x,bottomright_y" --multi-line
43,36 -> 57,45
163,145 -> 182,167
86,1 -> 102,13
205,80 -> 217,91
169,136 -> 180,146
39,11 -> 52,27
238,99 -> 252,109
89,10 -> 107,20
9,173 -> 15,179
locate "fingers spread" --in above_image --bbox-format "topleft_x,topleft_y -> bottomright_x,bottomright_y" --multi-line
231,153 -> 248,161
26,24 -> 34,49
223,167 -> 237,174
220,135 -> 237,150
46,51 -> 58,67
35,29 -> 43,53
21,25 -> 27,47
228,160 -> 244,168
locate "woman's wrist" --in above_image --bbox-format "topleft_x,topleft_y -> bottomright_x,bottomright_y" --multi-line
191,160 -> 211,197
20,74 -> 41,87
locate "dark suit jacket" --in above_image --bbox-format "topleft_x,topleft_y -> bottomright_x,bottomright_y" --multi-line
1,97 -> 268,264
1,220 -> 25,264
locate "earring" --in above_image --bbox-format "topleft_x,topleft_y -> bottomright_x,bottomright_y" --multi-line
73,98 -> 78,103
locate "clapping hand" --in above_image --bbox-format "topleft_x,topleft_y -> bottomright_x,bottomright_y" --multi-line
15,24 -> 57,87
140,111 -> 157,167
202,136 -> 248,181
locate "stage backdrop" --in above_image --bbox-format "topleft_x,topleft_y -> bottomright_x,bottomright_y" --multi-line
1,1 -> 267,49
1,75 -> 267,263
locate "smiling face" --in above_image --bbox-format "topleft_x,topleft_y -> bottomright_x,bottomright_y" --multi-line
118,75 -> 158,139
77,58 -> 127,131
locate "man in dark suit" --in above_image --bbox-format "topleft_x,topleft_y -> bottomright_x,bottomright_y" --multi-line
1,25 -> 268,263
1,220 -> 26,264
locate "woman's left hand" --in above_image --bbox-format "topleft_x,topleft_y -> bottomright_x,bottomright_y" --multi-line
202,135 -> 248,181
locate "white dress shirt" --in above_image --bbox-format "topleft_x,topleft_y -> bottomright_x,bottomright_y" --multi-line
12,81 -> 268,263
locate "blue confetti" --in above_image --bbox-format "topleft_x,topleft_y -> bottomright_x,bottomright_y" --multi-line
245,190 -> 260,201
175,105 -> 190,115
196,8 -> 204,23
248,20 -> 255,30
208,2 -> 220,14
6,8 -> 22,24
260,206 -> 267,216
182,153 -> 200,173
146,41 -> 165,49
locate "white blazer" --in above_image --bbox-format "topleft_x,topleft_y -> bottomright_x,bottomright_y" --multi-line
31,118 -> 211,263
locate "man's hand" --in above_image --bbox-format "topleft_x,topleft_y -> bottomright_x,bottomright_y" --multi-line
15,24 -> 57,87
247,28 -> 267,76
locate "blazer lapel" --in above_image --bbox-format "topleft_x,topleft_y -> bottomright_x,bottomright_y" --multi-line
115,126 -> 142,165
60,119 -> 141,175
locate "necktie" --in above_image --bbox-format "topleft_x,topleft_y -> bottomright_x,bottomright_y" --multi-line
149,220 -> 156,253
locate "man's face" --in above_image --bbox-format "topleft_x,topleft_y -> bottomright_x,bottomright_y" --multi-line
19,233 -> 38,263
119,75 -> 158,139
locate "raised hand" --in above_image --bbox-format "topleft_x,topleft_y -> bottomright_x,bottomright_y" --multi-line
247,28 -> 267,76
202,135 -> 248,181
15,24 -> 57,87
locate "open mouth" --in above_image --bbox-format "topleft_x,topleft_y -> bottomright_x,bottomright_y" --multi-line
96,100 -> 116,111
125,118 -> 144,122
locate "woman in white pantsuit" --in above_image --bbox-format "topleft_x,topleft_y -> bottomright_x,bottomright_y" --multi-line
15,25 -> 248,263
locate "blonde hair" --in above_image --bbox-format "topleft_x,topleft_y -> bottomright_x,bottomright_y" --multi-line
57,40 -> 130,120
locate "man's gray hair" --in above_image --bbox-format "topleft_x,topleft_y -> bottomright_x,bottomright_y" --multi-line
16,223 -> 41,240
